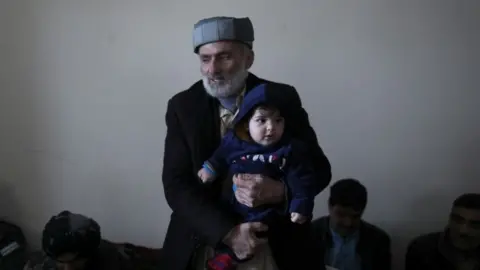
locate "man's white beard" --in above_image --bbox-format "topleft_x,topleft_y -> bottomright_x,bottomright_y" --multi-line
202,68 -> 249,98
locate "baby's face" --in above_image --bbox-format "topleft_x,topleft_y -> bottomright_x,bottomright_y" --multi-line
248,107 -> 284,146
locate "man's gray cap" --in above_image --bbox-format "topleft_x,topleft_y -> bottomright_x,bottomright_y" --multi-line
193,16 -> 254,53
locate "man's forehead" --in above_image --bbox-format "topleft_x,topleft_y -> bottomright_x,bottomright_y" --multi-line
451,207 -> 480,221
198,41 -> 241,55
332,205 -> 362,215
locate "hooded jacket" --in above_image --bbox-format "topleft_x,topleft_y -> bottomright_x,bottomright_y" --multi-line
203,83 -> 317,221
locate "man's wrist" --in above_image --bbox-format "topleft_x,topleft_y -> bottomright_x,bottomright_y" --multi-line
222,226 -> 235,247
269,180 -> 286,204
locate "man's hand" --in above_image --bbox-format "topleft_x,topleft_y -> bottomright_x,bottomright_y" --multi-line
222,222 -> 268,260
233,174 -> 285,207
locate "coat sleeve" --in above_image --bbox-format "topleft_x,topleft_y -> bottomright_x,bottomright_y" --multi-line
205,131 -> 235,176
404,238 -> 426,270
285,86 -> 332,195
162,98 -> 237,247
373,232 -> 392,270
285,141 -> 317,217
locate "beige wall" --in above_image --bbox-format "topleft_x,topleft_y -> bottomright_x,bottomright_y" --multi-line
0,0 -> 479,269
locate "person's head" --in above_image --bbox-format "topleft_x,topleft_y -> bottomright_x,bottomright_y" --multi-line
193,16 -> 255,98
328,179 -> 368,237
447,193 -> 480,251
42,211 -> 101,270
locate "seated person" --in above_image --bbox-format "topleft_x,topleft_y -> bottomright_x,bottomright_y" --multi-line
24,210 -> 135,270
198,83 -> 317,270
405,193 -> 480,270
311,179 -> 391,270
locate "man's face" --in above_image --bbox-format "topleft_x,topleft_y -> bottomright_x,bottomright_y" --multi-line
54,253 -> 88,270
198,41 -> 253,98
329,205 -> 363,237
448,206 -> 480,250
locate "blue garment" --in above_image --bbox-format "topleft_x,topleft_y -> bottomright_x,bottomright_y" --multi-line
203,83 -> 317,224
325,229 -> 362,270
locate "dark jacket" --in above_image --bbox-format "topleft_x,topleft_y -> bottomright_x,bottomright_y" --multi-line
311,216 -> 391,270
161,73 -> 332,270
23,240 -> 140,270
405,232 -> 480,270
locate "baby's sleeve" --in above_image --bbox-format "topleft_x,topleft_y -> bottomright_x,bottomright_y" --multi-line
284,140 -> 318,217
203,131 -> 236,177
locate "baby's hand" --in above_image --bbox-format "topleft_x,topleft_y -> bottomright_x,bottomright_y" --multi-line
290,212 -> 307,224
198,168 -> 215,183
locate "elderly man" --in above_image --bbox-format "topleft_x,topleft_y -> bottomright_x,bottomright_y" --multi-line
161,16 -> 331,270
405,193 -> 480,270
23,210 -> 135,270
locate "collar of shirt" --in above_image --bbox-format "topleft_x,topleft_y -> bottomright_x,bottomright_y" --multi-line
220,87 -> 246,118
330,228 -> 360,244
327,228 -> 361,270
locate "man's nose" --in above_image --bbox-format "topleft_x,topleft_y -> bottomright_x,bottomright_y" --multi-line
343,218 -> 354,227
206,58 -> 221,75
458,223 -> 471,235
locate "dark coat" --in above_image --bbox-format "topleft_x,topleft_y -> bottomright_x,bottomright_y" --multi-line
405,232 -> 480,270
311,216 -> 391,270
160,73 -> 332,270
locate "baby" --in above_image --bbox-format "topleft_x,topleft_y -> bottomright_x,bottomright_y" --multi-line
198,83 -> 317,270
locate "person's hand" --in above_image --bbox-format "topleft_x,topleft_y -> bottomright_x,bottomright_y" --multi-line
290,212 -> 307,224
197,168 -> 215,183
222,222 -> 268,260
233,174 -> 285,207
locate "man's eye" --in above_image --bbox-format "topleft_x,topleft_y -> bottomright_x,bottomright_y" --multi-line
219,54 -> 232,60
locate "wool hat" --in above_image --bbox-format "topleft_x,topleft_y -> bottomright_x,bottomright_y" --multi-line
193,16 -> 254,53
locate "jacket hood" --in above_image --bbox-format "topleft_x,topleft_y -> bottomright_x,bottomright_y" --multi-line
232,83 -> 292,126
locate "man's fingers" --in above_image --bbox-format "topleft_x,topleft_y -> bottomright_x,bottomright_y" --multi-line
249,222 -> 268,232
235,189 -> 254,206
249,235 -> 268,250
234,174 -> 249,185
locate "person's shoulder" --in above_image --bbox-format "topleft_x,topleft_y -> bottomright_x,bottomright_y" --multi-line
360,220 -> 391,243
311,216 -> 330,231
248,73 -> 295,90
309,216 -> 330,244
408,231 -> 442,251
95,240 -> 135,269
23,252 -> 56,270
167,80 -> 208,108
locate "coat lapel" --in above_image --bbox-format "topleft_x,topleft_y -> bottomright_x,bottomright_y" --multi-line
190,83 -> 221,168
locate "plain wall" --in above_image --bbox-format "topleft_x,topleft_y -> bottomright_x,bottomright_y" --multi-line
0,0 -> 479,269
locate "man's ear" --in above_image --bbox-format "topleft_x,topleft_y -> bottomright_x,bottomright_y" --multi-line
245,50 -> 255,69
328,205 -> 334,214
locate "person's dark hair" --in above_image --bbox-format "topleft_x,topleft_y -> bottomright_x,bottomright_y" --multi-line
328,178 -> 368,212
453,193 -> 480,210
42,210 -> 101,261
